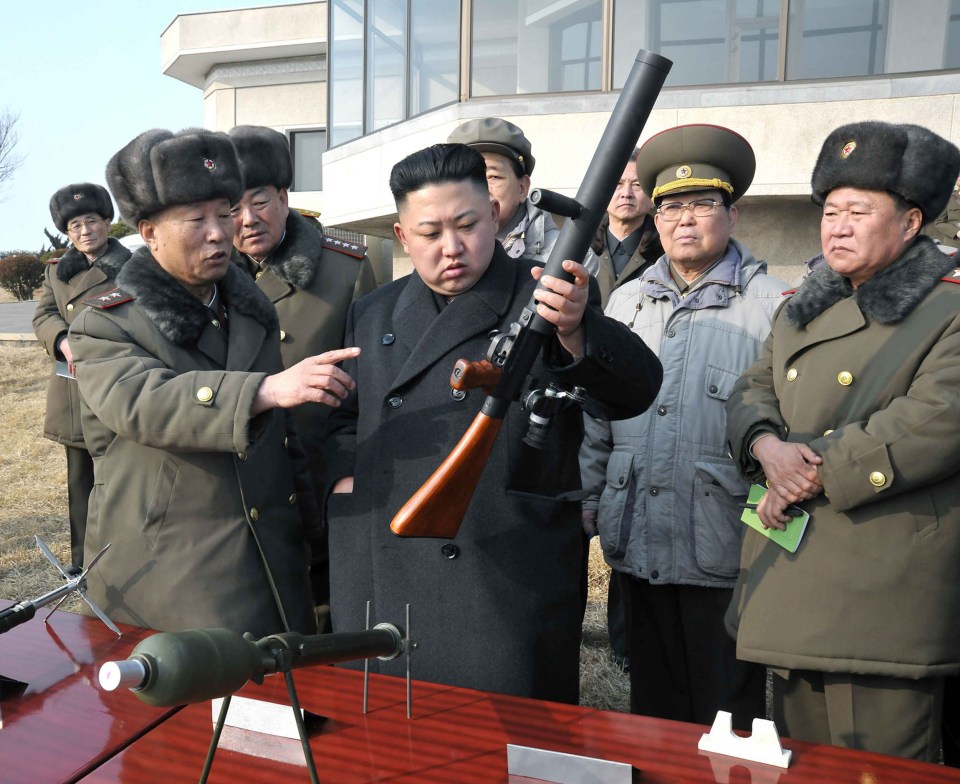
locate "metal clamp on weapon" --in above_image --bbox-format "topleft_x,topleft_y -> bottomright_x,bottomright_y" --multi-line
390,48 -> 672,539
0,536 -> 119,637
521,384 -> 586,450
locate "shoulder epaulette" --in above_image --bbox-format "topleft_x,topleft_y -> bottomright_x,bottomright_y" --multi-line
47,257 -> 60,264
322,235 -> 367,259
83,287 -> 135,309
941,269 -> 960,284
781,288 -> 797,296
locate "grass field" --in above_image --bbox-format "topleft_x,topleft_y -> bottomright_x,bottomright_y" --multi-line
0,340 -> 629,711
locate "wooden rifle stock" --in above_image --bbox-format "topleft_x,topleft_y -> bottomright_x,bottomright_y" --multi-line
391,48 -> 672,539
389,412 -> 503,537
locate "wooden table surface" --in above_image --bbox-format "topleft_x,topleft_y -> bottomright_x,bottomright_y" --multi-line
0,604 -> 179,784
81,656 -> 960,784
2,605 -> 957,784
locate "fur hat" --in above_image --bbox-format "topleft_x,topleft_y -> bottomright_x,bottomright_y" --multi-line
811,121 -> 960,223
49,183 -> 114,232
106,128 -> 243,225
229,125 -> 293,191
447,117 -> 536,175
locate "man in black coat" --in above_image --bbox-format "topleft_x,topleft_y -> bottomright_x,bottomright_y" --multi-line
323,143 -> 662,703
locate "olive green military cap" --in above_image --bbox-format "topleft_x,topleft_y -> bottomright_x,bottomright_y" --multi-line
447,117 -> 535,175
636,124 -> 755,203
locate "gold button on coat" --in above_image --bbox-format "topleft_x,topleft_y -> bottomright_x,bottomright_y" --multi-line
66,303 -> 74,312
255,271 -> 264,280
211,319 -> 221,329
196,386 -> 214,402
237,452 -> 247,461
279,330 -> 287,341
838,371 -> 854,386
250,507 -> 260,521
869,471 -> 887,487
786,368 -> 798,381
823,429 -> 834,436
289,494 -> 297,505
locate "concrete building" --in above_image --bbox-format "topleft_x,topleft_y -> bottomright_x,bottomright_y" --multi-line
162,0 -> 960,281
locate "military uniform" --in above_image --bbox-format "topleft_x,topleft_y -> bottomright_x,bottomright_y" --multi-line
726,121 -> 960,760
34,185 -> 130,567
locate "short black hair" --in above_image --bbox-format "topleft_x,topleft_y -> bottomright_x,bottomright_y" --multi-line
390,143 -> 488,209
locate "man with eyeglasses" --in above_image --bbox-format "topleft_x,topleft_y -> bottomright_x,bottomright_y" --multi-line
580,124 -> 786,728
34,183 -> 131,568
228,126 -> 377,624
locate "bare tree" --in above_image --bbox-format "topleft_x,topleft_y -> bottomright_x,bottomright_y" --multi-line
0,109 -> 23,189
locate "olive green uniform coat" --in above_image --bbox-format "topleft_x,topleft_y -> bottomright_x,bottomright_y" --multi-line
33,238 -> 131,447
726,237 -> 960,679
69,247 -> 315,637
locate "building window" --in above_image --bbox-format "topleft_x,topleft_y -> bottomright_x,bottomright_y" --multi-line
628,0 -> 780,88
366,0 -> 407,133
410,0 -> 459,116
329,0 -> 364,147
787,0 -> 887,79
948,0 -> 960,68
553,7 -> 602,92
290,130 -> 326,191
472,0 -> 603,97
330,0 -> 459,148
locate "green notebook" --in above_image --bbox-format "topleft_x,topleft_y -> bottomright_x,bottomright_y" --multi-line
741,484 -> 809,553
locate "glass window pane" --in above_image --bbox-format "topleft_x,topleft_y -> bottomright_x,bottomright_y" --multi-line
615,0 -> 779,88
329,0 -> 364,147
291,130 -> 326,192
787,0 -> 888,79
367,0 -> 407,133
948,0 -> 960,68
410,0 -> 460,116
472,0 -> 602,96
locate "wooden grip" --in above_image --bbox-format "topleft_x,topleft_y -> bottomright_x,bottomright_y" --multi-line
390,412 -> 503,538
450,359 -> 501,395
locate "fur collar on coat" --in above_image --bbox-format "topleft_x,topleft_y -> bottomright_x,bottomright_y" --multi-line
785,236 -> 955,328
260,210 -> 322,290
57,237 -> 131,283
116,245 -> 278,345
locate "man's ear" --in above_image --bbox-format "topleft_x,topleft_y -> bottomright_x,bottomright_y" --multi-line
393,221 -> 409,253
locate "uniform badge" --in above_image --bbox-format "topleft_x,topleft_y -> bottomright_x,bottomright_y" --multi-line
73,193 -> 83,200
942,269 -> 960,284
676,165 -> 692,179
82,287 -> 135,309
204,158 -> 217,171
840,141 -> 857,158
322,234 -> 368,259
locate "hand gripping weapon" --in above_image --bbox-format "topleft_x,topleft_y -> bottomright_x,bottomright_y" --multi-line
390,49 -> 672,539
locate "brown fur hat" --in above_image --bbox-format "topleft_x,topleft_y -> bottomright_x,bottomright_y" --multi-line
229,125 -> 293,191
49,183 -> 114,232
811,121 -> 960,224
106,128 -> 243,225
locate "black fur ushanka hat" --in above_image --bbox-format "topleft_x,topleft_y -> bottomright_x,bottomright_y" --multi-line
229,125 -> 293,191
811,121 -> 960,224
106,128 -> 243,225
49,183 -> 114,232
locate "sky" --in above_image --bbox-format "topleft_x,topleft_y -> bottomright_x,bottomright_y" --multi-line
0,0 -> 297,252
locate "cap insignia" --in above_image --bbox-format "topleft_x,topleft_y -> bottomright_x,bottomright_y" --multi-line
203,158 -> 217,171
840,141 -> 857,159
73,193 -> 83,200
676,165 -> 692,179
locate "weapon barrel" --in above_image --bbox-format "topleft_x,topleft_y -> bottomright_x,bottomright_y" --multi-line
99,624 -> 404,707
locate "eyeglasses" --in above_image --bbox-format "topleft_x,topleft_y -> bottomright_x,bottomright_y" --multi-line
655,199 -> 724,222
67,217 -> 105,233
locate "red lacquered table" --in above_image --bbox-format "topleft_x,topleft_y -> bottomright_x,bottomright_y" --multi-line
80,658 -> 960,784
0,605 -> 180,783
